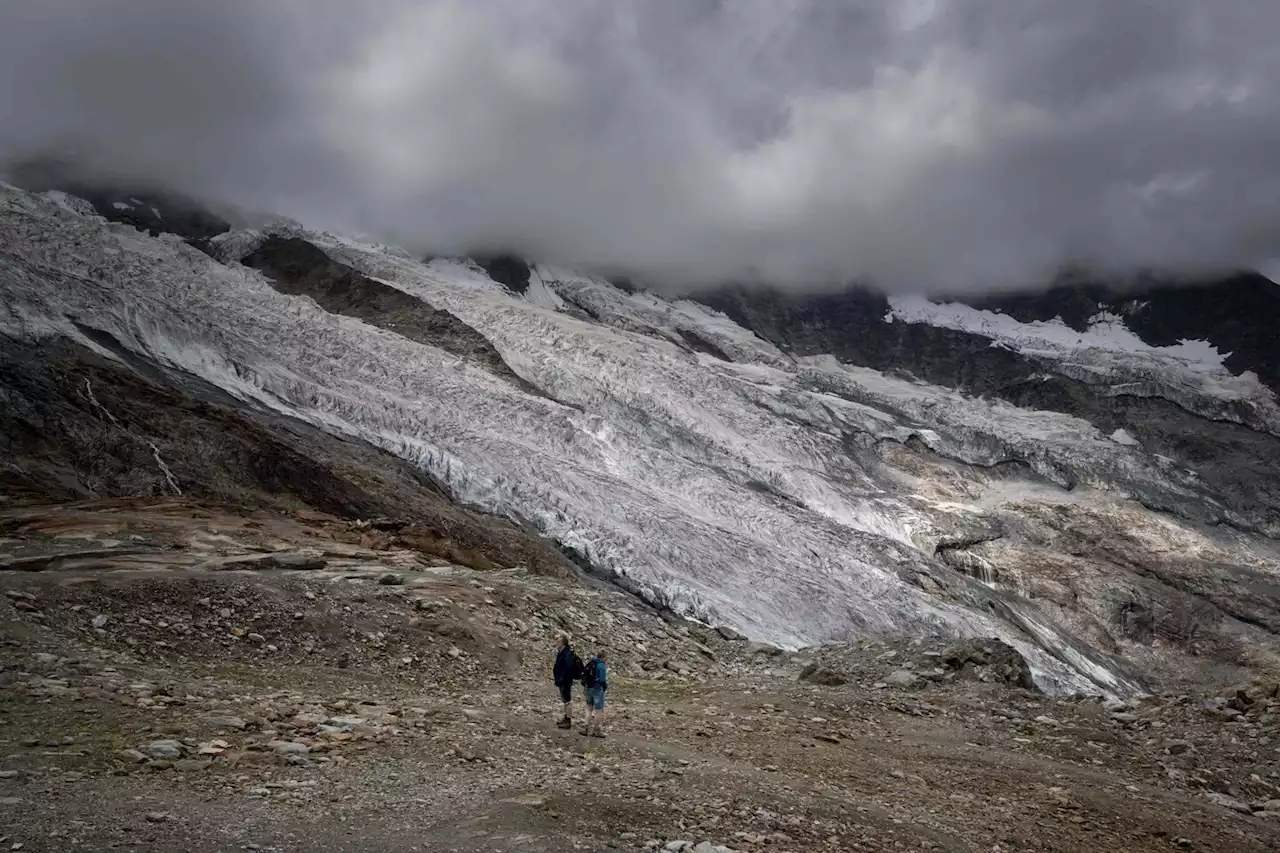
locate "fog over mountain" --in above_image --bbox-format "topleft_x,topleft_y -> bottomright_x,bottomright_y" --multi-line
4,0 -> 1280,291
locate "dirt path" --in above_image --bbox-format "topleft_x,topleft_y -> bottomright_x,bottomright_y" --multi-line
4,664 -> 1278,853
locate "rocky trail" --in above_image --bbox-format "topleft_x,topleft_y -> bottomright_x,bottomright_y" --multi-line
3,500 -> 1279,852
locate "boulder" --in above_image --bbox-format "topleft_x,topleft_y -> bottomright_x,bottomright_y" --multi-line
269,740 -> 311,756
884,670 -> 922,689
941,638 -> 1036,690
144,740 -> 184,759
1204,791 -> 1252,814
798,664 -> 847,687
202,715 -> 248,731
715,625 -> 746,642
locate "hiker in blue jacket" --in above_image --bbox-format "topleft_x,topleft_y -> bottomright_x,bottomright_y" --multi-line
552,634 -> 579,729
581,650 -> 608,738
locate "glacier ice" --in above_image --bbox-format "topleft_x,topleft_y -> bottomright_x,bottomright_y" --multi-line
2,183 -> 1275,697
885,294 -> 1280,437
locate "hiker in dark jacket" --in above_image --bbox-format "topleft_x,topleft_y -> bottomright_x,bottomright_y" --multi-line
582,650 -> 608,738
553,634 -> 578,729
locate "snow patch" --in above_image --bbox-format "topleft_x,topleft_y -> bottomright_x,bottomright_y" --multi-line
884,294 -> 1280,437
525,265 -> 566,311
40,191 -> 99,218
885,295 -> 1228,373
1110,428 -> 1139,446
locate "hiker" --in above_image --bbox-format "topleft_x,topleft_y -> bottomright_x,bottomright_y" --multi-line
581,650 -> 608,737
553,634 -> 579,729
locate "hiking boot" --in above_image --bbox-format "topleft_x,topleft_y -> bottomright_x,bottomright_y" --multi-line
556,717 -> 572,729
589,728 -> 605,738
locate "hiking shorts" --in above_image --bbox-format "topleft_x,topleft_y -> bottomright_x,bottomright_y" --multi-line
557,682 -> 572,703
586,686 -> 606,710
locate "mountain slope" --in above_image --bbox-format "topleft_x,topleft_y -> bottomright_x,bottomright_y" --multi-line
2,182 -> 1278,696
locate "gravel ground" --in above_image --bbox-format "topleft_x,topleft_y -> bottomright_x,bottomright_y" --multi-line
2,499 -> 1279,852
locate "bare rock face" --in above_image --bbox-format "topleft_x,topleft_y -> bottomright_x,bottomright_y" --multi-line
0,334 -> 575,579
473,253 -> 532,295
4,157 -> 231,245
241,237 -> 536,392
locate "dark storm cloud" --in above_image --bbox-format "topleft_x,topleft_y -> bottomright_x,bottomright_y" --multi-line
3,0 -> 1280,291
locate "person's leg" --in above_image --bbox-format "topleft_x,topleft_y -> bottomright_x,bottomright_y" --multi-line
557,684 -> 572,727
591,692 -> 606,736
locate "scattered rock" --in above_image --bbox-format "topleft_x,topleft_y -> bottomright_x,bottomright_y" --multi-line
91,614 -> 109,629
884,670 -> 922,689
798,664 -> 847,687
144,740 -> 184,759
203,715 -> 248,731
173,759 -> 212,772
1204,791 -> 1252,814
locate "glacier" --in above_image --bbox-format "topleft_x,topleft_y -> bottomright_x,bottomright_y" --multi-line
886,293 -> 1280,438
3,183 -> 1277,697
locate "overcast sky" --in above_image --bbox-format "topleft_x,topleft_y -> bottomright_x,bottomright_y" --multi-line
3,0 -> 1279,291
